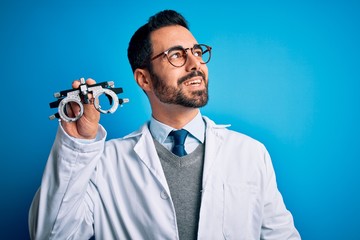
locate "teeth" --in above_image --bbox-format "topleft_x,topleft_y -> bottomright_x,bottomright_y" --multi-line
184,79 -> 201,86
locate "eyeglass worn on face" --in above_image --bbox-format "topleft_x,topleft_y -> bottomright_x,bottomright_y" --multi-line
150,44 -> 212,67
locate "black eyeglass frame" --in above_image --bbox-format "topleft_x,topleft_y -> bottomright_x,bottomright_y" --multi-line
150,44 -> 212,67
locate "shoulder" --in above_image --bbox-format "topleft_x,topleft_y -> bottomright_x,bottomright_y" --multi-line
203,116 -> 267,152
104,121 -> 151,149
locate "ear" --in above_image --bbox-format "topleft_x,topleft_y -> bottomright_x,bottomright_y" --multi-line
134,68 -> 152,92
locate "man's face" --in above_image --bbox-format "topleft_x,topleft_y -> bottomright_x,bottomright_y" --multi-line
149,25 -> 209,108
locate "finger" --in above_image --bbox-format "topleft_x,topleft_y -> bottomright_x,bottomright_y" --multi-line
65,103 -> 75,118
72,79 -> 81,89
71,78 -> 96,89
84,78 -> 97,103
86,78 -> 96,85
78,79 -> 99,120
66,101 -> 82,118
70,78 -> 96,104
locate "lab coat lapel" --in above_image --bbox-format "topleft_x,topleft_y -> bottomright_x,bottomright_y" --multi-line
132,124 -> 170,193
202,117 -> 229,188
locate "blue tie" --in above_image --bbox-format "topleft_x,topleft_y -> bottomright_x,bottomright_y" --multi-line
169,129 -> 188,157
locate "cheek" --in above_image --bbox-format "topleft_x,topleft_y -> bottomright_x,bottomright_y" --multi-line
152,64 -> 181,82
163,70 -> 184,85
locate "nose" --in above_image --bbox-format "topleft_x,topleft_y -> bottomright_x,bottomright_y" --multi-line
185,50 -> 201,71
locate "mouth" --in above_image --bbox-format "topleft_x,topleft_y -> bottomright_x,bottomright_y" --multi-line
178,70 -> 206,87
184,78 -> 202,87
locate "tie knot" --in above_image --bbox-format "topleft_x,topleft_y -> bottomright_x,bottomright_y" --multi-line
169,129 -> 188,157
170,129 -> 188,145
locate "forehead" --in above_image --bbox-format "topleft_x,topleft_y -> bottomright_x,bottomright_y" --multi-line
150,25 -> 197,51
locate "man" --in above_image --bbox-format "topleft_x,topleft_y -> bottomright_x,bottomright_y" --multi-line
29,10 -> 301,239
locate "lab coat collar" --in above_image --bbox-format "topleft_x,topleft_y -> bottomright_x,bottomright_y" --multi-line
123,116 -> 230,139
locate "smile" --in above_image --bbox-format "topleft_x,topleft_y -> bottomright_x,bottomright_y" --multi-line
184,78 -> 202,86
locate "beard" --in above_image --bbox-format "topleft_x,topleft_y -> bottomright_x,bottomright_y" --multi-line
149,69 -> 209,108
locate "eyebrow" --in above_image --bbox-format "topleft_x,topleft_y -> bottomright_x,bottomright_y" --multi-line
151,45 -> 184,60
165,45 -> 184,51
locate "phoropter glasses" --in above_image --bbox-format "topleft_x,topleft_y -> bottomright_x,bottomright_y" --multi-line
49,78 -> 129,122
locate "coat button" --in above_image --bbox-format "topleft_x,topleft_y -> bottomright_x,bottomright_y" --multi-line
160,190 -> 169,200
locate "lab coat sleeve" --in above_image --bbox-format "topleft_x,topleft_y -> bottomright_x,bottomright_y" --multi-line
260,149 -> 301,240
28,124 -> 107,240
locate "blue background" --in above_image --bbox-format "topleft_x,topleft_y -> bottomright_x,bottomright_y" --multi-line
1,0 -> 359,239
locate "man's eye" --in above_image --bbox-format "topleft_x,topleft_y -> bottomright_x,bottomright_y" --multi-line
193,49 -> 203,57
169,50 -> 184,59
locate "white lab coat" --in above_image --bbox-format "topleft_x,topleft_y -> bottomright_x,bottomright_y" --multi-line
29,116 -> 300,240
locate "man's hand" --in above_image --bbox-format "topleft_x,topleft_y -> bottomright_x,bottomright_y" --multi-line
61,78 -> 100,139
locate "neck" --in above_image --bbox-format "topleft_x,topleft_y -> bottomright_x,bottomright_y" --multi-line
152,105 -> 199,129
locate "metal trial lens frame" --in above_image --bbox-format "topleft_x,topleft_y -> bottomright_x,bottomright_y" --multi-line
49,78 -> 129,122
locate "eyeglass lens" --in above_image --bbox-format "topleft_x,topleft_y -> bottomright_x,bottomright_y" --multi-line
167,44 -> 211,67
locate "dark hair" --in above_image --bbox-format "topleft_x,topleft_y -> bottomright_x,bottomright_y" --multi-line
127,10 -> 189,72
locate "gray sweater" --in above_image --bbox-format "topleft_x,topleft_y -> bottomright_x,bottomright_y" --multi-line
154,140 -> 205,240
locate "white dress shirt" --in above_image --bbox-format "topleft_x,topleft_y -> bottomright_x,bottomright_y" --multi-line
149,111 -> 205,154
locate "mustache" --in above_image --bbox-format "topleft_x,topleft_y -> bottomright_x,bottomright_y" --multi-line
178,71 -> 206,85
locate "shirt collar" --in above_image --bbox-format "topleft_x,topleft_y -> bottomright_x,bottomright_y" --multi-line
149,111 -> 205,144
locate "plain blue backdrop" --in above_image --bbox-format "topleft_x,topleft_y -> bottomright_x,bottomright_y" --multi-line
1,0 -> 359,239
